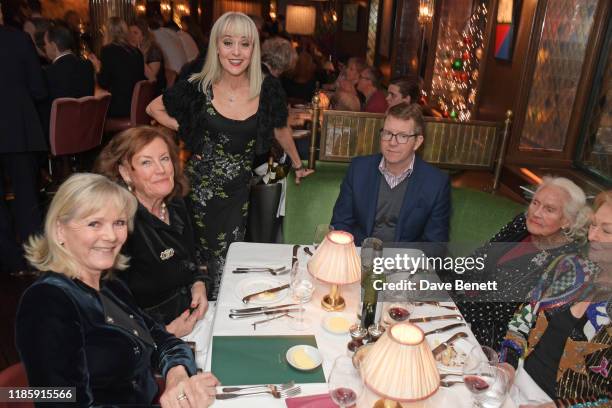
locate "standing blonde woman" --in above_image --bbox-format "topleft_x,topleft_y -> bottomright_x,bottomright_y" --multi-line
98,17 -> 145,117
15,173 -> 217,407
147,12 -> 312,297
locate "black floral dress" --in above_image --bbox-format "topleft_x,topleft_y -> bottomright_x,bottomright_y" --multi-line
163,75 -> 288,298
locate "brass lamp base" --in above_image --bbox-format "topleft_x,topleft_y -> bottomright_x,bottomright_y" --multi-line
321,284 -> 346,311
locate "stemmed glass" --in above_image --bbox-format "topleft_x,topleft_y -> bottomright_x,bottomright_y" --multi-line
462,345 -> 512,408
313,224 -> 334,249
328,356 -> 363,408
385,301 -> 414,324
289,261 -> 315,331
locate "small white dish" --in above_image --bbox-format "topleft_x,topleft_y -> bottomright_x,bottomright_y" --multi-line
234,277 -> 288,305
286,345 -> 322,371
322,313 -> 352,335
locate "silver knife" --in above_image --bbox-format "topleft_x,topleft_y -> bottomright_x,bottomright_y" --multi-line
242,284 -> 290,303
408,314 -> 463,323
432,332 -> 469,356
230,303 -> 298,314
229,307 -> 304,319
424,322 -> 466,336
292,244 -> 300,267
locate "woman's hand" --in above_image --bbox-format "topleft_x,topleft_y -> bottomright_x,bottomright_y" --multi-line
166,309 -> 198,337
190,282 -> 208,320
294,167 -> 314,184
161,366 -> 218,408
146,96 -> 179,131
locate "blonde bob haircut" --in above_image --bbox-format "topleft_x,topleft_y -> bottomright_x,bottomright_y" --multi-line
593,190 -> 612,212
534,176 -> 591,241
189,12 -> 262,99
24,173 -> 138,279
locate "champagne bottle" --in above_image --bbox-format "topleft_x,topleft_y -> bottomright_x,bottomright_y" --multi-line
360,238 -> 383,329
264,157 -> 277,184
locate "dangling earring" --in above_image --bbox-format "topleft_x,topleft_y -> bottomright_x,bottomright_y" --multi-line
59,241 -> 64,246
561,226 -> 571,237
127,184 -> 133,193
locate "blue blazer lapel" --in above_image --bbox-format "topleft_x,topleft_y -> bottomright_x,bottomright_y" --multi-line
365,155 -> 382,236
395,156 -> 425,241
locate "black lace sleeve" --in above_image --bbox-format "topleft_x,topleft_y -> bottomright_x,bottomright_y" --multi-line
162,80 -> 203,152
255,74 -> 289,155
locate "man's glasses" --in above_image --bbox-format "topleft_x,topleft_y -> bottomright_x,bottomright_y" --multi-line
379,129 -> 419,144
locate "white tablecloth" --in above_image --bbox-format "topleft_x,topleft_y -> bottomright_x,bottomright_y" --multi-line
197,242 -> 516,408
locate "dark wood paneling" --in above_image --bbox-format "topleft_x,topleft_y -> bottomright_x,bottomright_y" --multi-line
476,0 -> 538,122
389,0 -> 420,77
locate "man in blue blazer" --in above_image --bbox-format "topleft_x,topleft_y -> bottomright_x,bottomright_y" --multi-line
331,103 -> 450,246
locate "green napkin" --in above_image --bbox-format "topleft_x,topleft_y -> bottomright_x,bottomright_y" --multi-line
211,335 -> 326,385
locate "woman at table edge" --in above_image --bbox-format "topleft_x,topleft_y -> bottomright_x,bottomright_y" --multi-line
501,190 -> 612,407
95,126 -> 208,337
15,173 -> 218,407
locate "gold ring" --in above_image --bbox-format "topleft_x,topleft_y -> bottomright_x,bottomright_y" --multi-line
177,393 -> 187,401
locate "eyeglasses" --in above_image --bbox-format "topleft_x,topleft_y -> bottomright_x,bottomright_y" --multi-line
379,129 -> 419,144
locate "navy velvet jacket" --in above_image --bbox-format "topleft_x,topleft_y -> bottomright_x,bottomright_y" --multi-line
331,154 -> 451,246
15,272 -> 197,407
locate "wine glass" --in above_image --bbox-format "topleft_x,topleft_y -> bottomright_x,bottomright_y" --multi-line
313,224 -> 333,249
328,356 -> 363,408
462,345 -> 511,408
385,302 -> 414,324
289,261 -> 315,331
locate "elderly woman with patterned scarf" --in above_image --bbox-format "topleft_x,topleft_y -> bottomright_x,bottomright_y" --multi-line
455,177 -> 591,349
500,190 -> 611,407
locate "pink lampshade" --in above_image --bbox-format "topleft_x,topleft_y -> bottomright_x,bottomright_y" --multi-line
361,323 -> 440,402
307,230 -> 361,284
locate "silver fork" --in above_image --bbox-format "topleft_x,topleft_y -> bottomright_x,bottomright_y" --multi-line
233,267 -> 289,275
221,380 -> 295,393
216,386 -> 301,400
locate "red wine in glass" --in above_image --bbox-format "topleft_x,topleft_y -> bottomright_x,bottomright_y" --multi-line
388,306 -> 410,321
464,375 -> 490,393
331,387 -> 358,406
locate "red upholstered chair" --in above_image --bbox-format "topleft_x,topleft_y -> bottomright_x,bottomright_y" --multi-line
48,94 -> 111,181
104,80 -> 158,133
0,363 -> 33,408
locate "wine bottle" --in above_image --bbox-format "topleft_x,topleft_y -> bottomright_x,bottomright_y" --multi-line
263,157 -> 277,184
360,238 -> 383,329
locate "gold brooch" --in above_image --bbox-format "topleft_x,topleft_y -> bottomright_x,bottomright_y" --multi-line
160,248 -> 175,260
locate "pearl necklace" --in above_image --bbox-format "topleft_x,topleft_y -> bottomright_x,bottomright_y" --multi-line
159,202 -> 167,222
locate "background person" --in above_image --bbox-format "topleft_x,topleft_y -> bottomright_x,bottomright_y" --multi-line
128,18 -> 166,92
0,9 -> 46,275
98,17 -> 145,117
15,173 -> 217,407
95,126 -> 208,337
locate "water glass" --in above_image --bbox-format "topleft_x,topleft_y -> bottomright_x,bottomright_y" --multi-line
328,356 -> 363,407
289,261 -> 315,331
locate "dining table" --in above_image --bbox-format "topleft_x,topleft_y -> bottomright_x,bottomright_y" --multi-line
193,242 -> 517,408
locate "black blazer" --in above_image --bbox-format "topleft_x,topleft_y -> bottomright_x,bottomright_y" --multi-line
41,53 -> 95,132
0,26 -> 47,153
331,154 -> 451,245
120,198 -> 207,324
16,272 -> 197,407
98,43 -> 145,117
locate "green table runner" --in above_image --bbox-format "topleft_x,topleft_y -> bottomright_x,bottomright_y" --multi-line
211,335 -> 326,385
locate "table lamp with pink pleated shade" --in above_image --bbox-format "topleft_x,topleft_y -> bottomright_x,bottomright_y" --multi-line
307,230 -> 360,311
361,323 -> 440,402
